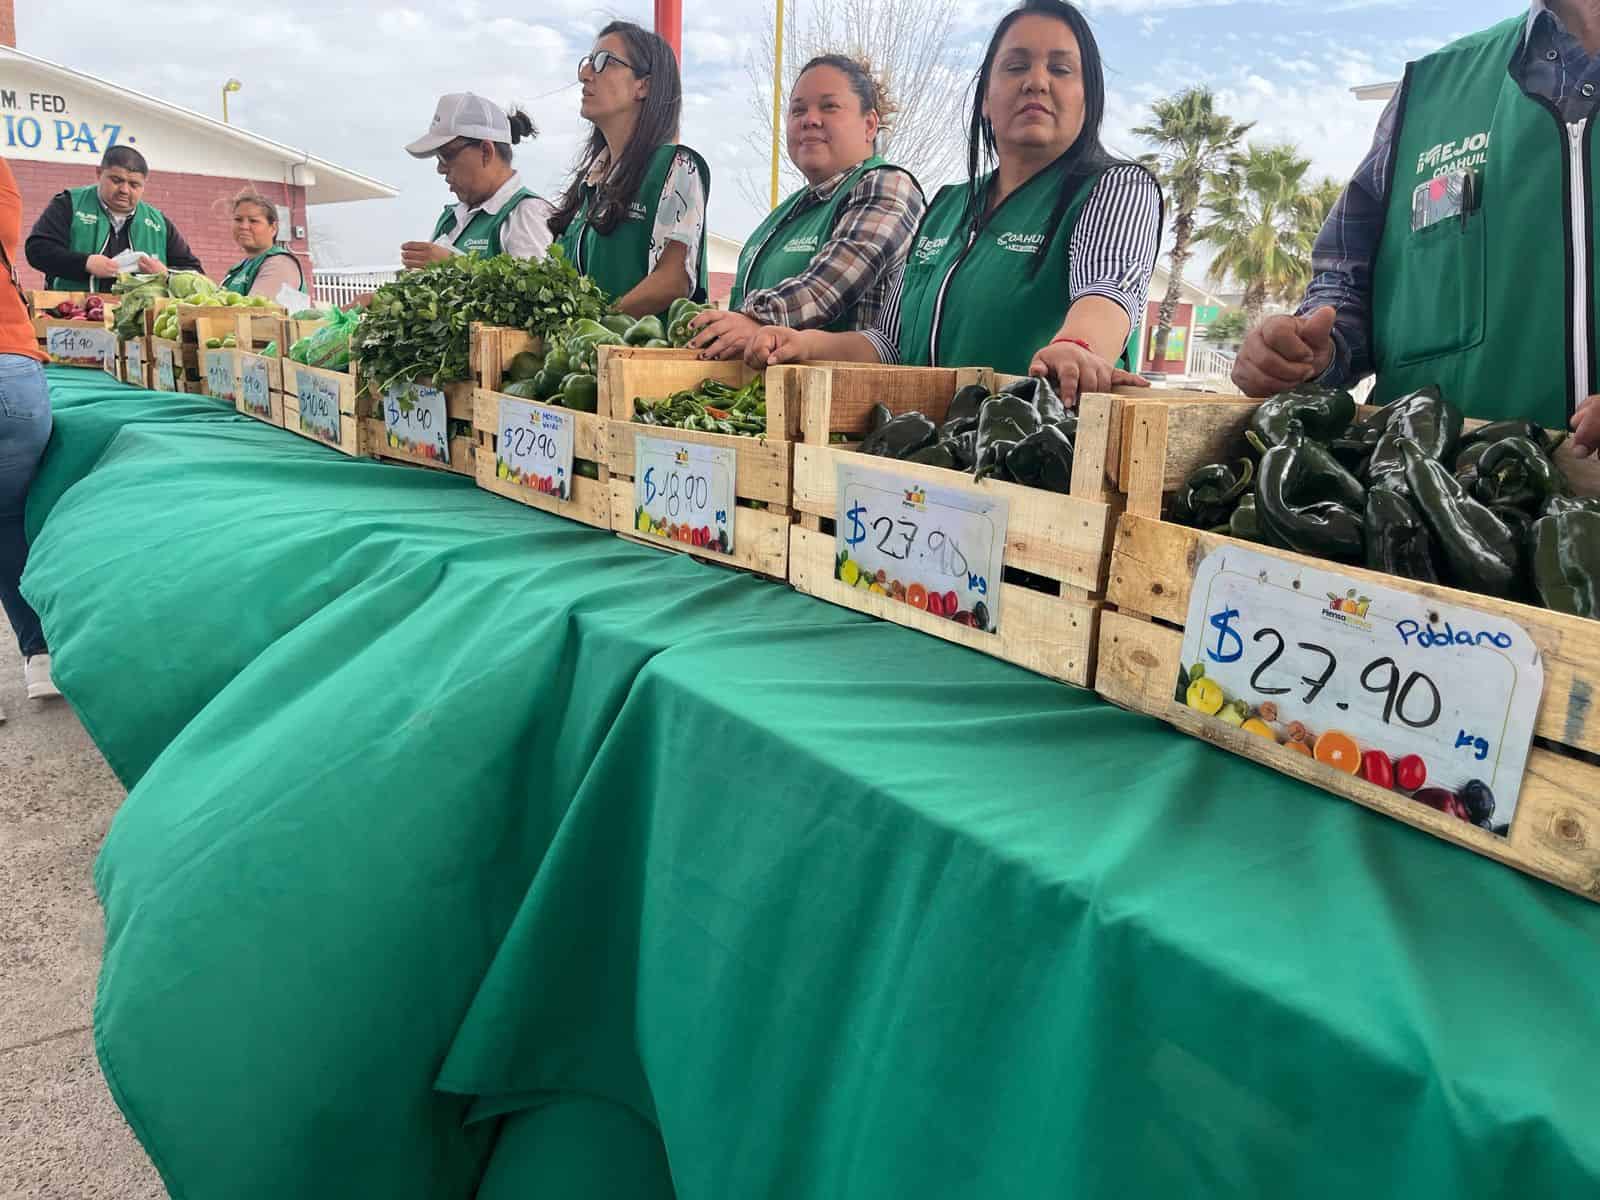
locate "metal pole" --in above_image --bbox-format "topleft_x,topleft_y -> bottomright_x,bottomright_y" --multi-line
770,0 -> 784,209
654,0 -> 681,58
222,85 -> 230,125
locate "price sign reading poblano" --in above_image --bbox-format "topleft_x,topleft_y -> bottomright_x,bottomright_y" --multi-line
46,325 -> 114,369
154,343 -> 177,392
633,435 -> 735,554
203,350 -> 236,400
383,382 -> 450,464
1178,545 -> 1543,836
296,371 -> 342,445
497,397 -> 573,500
834,461 -> 1008,632
239,356 -> 272,417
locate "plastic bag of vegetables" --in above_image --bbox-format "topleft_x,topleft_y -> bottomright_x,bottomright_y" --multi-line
290,306 -> 361,369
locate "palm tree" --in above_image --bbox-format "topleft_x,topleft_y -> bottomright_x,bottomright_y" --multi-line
1134,88 -> 1253,364
1197,143 -> 1318,328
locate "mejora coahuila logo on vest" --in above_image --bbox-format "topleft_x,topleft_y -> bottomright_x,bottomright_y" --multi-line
1417,131 -> 1491,177
914,235 -> 951,264
781,235 -> 819,254
996,231 -> 1045,255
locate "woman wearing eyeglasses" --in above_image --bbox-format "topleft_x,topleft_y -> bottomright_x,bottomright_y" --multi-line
400,93 -> 552,268
552,22 -> 710,318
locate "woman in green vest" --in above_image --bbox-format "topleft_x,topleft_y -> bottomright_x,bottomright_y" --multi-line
400,93 -> 552,268
551,21 -> 710,318
687,55 -> 925,361
746,0 -> 1162,400
221,191 -> 305,298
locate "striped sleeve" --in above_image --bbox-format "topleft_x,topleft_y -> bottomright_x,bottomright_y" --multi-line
1067,164 -> 1162,327
861,260 -> 905,364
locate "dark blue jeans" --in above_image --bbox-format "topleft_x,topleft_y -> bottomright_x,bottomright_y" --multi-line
0,355 -> 50,657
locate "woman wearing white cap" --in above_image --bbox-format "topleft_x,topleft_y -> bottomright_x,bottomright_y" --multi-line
400,93 -> 553,267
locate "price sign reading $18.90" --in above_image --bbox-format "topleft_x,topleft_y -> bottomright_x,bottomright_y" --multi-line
154,343 -> 176,393
204,350 -> 236,400
239,357 -> 271,417
383,383 -> 450,464
1179,545 -> 1543,835
297,372 -> 342,444
46,325 -> 113,368
497,397 -> 573,500
834,462 -> 1009,633
634,434 -> 736,554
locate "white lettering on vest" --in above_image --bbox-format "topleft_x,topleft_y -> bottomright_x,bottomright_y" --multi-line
781,235 -> 819,255
1417,130 -> 1492,176
996,231 -> 1045,255
913,235 -> 951,265
627,201 -> 648,221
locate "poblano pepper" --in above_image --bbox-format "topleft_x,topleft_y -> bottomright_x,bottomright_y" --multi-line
1248,385 -> 1357,451
973,394 -> 1043,481
1170,458 -> 1254,529
906,442 -> 959,470
1544,494 -> 1600,517
1366,385 -> 1464,483
1490,504 -> 1536,547
944,384 -> 989,433
1397,437 -> 1521,598
946,430 -> 978,469
1004,424 -> 1074,493
1471,436 -> 1568,511
1459,418 -> 1548,451
861,412 -> 937,460
999,375 -> 1067,424
1229,494 -> 1262,542
1363,484 -> 1439,583
1255,422 -> 1366,561
1531,509 -> 1600,617
865,403 -> 894,436
1454,440 -> 1492,477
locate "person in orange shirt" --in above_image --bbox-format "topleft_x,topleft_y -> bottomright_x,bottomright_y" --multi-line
0,154 -> 58,718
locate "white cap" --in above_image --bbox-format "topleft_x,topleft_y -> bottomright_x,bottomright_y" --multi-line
405,93 -> 511,157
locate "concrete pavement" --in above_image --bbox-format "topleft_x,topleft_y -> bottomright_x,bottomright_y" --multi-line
0,636 -> 164,1198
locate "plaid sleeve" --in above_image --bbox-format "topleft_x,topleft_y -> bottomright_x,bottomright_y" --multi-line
739,169 -> 925,330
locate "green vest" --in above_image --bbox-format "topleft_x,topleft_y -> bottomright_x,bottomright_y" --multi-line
896,162 -> 1109,376
431,187 -> 540,256
221,246 -> 304,295
50,185 -> 167,292
730,156 -> 918,332
1372,15 -> 1596,425
557,144 -> 710,309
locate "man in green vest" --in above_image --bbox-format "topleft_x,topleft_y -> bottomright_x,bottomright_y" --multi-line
1233,1 -> 1600,465
25,145 -> 204,292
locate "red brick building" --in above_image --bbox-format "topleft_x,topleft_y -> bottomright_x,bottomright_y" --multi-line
0,24 -> 393,290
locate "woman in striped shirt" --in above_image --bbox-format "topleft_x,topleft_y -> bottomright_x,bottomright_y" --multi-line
747,0 -> 1163,401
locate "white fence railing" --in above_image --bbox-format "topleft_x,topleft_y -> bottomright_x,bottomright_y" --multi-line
311,265 -> 400,307
1188,346 -> 1238,386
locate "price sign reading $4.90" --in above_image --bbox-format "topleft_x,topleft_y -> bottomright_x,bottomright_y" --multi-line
497,397 -> 574,500
297,372 -> 342,445
383,383 -> 450,464
204,350 -> 236,400
835,462 -> 1009,633
1179,545 -> 1544,835
633,434 -> 736,554
239,357 -> 272,417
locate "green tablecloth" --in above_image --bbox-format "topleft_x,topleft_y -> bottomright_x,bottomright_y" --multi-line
22,368 -> 1600,1198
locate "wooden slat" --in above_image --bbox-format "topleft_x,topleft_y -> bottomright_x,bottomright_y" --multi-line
1071,392 -> 1121,503
1107,513 -> 1600,758
789,524 -> 1098,687
279,359 -> 358,413
1115,392 -> 1254,490
233,351 -> 284,427
791,443 -> 1113,593
1095,608 -> 1600,902
357,418 -> 475,477
600,354 -> 755,422
471,388 -> 608,463
608,477 -> 790,579
608,423 -> 791,506
475,454 -> 611,530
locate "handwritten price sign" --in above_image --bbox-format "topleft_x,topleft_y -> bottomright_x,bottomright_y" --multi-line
46,325 -> 113,369
834,461 -> 1009,632
154,343 -> 177,393
123,338 -> 143,385
383,383 -> 450,464
296,372 -> 342,445
203,350 -> 237,400
239,356 -> 272,417
633,435 -> 736,553
497,397 -> 573,500
1179,545 -> 1543,833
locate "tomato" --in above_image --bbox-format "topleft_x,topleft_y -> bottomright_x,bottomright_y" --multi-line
1395,754 -> 1427,792
907,583 -> 928,610
1360,750 -> 1394,789
926,591 -> 944,617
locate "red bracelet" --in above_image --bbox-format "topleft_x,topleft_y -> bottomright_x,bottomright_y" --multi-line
1051,336 -> 1093,353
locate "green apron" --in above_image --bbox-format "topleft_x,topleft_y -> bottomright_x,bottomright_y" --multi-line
895,162 -> 1110,376
432,187 -> 541,256
1371,14 -> 1599,425
557,144 -> 710,310
50,185 -> 167,292
221,246 -> 304,295
730,156 -> 918,331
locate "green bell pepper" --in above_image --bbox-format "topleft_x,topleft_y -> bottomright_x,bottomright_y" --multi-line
1363,484 -> 1439,583
623,316 -> 665,345
1470,436 -> 1568,511
1531,509 -> 1600,617
602,313 -> 636,336
1256,422 -> 1366,561
557,372 -> 598,413
1397,437 -> 1521,599
1247,385 -> 1356,452
1366,385 -> 1465,483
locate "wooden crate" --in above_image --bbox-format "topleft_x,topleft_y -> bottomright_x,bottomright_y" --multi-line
280,359 -> 360,455
198,343 -> 241,403
789,368 -> 1128,688
233,349 -> 283,426
600,346 -> 824,579
359,377 -> 476,477
1096,395 -> 1600,903
149,336 -> 199,392
117,336 -> 149,388
38,318 -> 116,373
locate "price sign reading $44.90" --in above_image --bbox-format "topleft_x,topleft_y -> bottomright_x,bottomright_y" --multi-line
239,357 -> 271,417
634,434 -> 736,554
383,383 -> 450,464
297,372 -> 342,445
1179,545 -> 1544,836
46,325 -> 113,368
497,397 -> 573,500
154,343 -> 176,393
204,350 -> 236,400
835,461 -> 1009,633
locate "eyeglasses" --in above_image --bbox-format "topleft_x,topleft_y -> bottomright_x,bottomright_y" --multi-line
434,139 -> 477,166
579,50 -> 646,78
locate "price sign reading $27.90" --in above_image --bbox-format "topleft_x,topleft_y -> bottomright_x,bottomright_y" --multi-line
383,383 -> 450,464
46,325 -> 113,368
239,357 -> 272,417
1179,545 -> 1543,835
633,435 -> 736,554
297,372 -> 342,445
154,343 -> 176,393
497,397 -> 573,500
204,350 -> 236,400
834,462 -> 1009,633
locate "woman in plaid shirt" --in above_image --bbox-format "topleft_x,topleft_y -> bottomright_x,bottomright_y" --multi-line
687,56 -> 926,361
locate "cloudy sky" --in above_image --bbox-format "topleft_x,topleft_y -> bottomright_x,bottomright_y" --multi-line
22,1 -> 1509,268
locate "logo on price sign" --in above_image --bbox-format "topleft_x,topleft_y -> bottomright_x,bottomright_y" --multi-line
204,350 -> 236,400
383,382 -> 450,464
46,325 -> 113,369
633,434 -> 735,553
1179,545 -> 1543,835
239,357 -> 271,417
497,397 -> 573,500
154,343 -> 176,392
296,372 -> 342,445
834,462 -> 1008,632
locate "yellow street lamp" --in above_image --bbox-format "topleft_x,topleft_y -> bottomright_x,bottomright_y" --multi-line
222,79 -> 242,125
